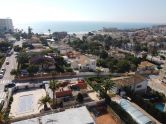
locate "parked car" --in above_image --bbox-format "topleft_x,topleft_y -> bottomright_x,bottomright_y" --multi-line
0,74 -> 3,79
0,68 -> 6,75
1,68 -> 6,72
0,71 -> 4,75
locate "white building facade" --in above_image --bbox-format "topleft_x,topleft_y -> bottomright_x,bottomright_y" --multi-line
0,18 -> 14,33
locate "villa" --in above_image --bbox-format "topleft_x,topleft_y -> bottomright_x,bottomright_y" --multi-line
30,55 -> 56,70
111,74 -> 148,95
70,55 -> 96,71
137,61 -> 158,75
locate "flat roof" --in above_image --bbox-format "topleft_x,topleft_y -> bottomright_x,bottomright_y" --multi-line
12,106 -> 95,124
119,99 -> 153,124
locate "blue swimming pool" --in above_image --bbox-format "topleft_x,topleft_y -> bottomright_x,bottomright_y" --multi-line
155,103 -> 165,112
17,95 -> 34,114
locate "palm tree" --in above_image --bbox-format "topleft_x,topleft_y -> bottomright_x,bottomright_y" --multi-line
38,95 -> 52,111
87,77 -> 114,96
49,80 -> 59,108
101,78 -> 114,95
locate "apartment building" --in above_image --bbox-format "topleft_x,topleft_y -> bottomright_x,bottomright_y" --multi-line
0,18 -> 14,33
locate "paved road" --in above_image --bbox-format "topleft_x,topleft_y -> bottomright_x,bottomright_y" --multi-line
0,40 -> 23,91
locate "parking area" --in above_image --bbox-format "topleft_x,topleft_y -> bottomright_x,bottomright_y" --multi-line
10,89 -> 46,118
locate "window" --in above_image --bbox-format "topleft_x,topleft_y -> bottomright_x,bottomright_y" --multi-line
136,85 -> 142,88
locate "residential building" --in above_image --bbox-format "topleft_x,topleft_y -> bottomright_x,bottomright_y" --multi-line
137,61 -> 158,75
11,106 -> 95,124
55,87 -> 72,98
30,55 -> 56,70
111,74 -> 148,95
158,50 -> 166,58
0,18 -> 14,33
70,55 -> 96,71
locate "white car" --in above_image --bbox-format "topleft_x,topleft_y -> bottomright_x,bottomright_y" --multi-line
0,70 -> 4,75
0,74 -> 3,79
1,68 -> 6,71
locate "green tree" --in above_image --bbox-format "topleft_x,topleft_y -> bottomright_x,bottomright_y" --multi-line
16,52 -> 29,69
27,65 -> 39,75
116,60 -> 130,73
14,45 -> 22,52
0,41 -> 11,52
38,95 -> 52,111
76,93 -> 84,103
13,33 -> 20,41
0,112 -> 4,124
49,80 -> 59,108
99,50 -> 108,59
87,77 -> 114,97
10,69 -> 19,76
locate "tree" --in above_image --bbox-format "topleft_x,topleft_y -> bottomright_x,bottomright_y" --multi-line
10,69 -> 19,76
87,77 -> 114,97
14,45 -> 22,52
49,80 -> 59,108
116,60 -> 130,73
100,78 -> 114,95
13,33 -> 20,41
27,65 -> 39,75
99,50 -> 108,59
0,41 -> 11,52
28,26 -> 33,39
76,93 -> 84,103
38,95 -> 52,111
16,52 -> 29,69
0,112 -> 4,124
96,68 -> 102,77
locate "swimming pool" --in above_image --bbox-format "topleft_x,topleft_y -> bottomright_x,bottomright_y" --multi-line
17,94 -> 34,114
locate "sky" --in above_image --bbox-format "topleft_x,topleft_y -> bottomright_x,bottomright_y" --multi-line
0,0 -> 166,24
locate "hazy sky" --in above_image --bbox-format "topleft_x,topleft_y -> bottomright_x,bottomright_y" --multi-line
0,0 -> 166,24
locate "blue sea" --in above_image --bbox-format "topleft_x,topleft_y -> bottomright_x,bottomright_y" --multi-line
15,21 -> 156,34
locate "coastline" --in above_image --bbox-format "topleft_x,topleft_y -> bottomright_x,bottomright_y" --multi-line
14,21 -> 157,34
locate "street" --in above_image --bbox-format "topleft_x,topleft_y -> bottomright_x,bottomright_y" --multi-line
0,40 -> 23,91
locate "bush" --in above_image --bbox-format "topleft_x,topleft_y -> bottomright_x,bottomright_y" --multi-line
10,69 -> 18,76
125,87 -> 166,124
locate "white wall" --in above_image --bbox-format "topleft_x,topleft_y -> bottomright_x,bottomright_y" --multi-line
131,80 -> 148,93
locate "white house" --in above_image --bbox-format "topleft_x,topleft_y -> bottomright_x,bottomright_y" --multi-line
70,55 -> 96,71
111,74 -> 148,95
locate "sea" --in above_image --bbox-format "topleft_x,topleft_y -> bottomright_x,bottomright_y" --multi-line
15,21 -> 157,34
